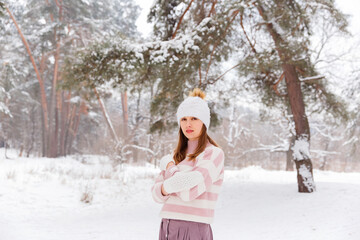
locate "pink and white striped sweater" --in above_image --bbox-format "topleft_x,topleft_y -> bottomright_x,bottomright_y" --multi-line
151,142 -> 225,224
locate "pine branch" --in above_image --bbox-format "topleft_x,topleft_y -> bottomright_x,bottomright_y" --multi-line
171,0 -> 195,39
205,9 -> 240,82
208,0 -> 217,17
240,12 -> 257,54
198,66 -> 202,85
210,62 -> 242,84
0,2 -> 5,16
272,72 -> 287,97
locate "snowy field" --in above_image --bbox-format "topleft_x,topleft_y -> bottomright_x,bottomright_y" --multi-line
0,149 -> 359,240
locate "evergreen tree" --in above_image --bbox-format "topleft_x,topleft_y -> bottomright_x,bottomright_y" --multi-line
60,0 -> 351,191
63,0 -> 233,134
0,0 -> 139,157
342,67 -> 360,168
0,2 -> 4,16
225,0 -> 349,192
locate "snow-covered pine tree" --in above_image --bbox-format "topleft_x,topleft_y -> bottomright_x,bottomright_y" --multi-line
1,0 -> 139,157
60,0 -> 353,183
63,0 -> 232,134
0,2 -> 42,156
0,2 -> 4,16
226,0 -> 350,192
147,0 -> 230,133
342,66 -> 360,169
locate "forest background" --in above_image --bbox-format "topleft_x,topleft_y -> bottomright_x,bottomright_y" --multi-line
1,0 -> 360,192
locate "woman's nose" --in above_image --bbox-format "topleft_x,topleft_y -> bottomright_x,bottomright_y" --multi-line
186,120 -> 191,127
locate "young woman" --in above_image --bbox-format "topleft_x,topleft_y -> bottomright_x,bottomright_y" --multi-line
151,88 -> 225,240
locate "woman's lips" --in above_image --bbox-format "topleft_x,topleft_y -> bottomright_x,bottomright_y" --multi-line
186,130 -> 194,133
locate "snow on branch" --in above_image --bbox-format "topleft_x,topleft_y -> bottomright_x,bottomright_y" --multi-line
239,142 -> 288,158
299,75 -> 325,82
0,102 -> 12,117
64,16 -> 218,88
311,124 -> 343,141
310,149 -> 339,157
68,96 -> 81,103
342,136 -> 358,146
121,144 -> 155,156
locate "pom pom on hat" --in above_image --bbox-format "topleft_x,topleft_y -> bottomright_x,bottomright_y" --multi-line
176,88 -> 210,129
189,88 -> 206,99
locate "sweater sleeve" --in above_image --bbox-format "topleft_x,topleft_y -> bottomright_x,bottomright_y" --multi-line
164,164 -> 180,179
151,170 -> 171,203
163,147 -> 224,202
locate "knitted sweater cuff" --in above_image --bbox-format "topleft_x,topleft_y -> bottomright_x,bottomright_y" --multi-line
164,165 -> 179,179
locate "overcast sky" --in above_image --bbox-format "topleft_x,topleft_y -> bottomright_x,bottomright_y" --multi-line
336,0 -> 360,34
134,0 -> 154,38
134,0 -> 360,38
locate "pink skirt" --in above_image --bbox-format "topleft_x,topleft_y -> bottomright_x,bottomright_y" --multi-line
159,218 -> 213,240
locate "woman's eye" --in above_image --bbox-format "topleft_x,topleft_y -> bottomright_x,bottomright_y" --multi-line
192,117 -> 197,120
181,118 -> 186,121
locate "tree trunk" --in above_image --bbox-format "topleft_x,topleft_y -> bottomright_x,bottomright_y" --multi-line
6,6 -> 49,134
65,104 -> 77,155
285,102 -> 295,171
41,108 -> 46,157
149,85 -> 155,165
256,2 -> 315,192
93,87 -> 120,143
4,139 -> 9,159
286,134 -> 295,171
132,90 -> 142,163
67,102 -> 83,154
282,63 -> 315,192
26,106 -> 36,157
320,140 -> 330,170
121,92 -> 129,140
54,90 -> 62,157
59,92 -> 71,156
48,41 -> 61,157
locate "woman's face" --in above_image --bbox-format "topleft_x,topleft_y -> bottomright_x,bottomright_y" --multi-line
180,116 -> 204,141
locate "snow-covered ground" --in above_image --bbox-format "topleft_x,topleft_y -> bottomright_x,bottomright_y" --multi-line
0,149 -> 359,240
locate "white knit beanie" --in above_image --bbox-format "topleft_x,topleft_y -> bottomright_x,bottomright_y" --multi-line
176,89 -> 210,129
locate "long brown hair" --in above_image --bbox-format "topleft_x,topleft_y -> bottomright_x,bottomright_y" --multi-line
173,125 -> 219,164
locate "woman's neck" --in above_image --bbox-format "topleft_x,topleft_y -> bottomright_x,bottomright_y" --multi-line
186,139 -> 199,155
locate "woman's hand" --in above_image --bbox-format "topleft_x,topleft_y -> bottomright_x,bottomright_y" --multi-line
166,161 -> 174,169
161,184 -> 169,196
160,155 -> 176,196
159,154 -> 175,171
